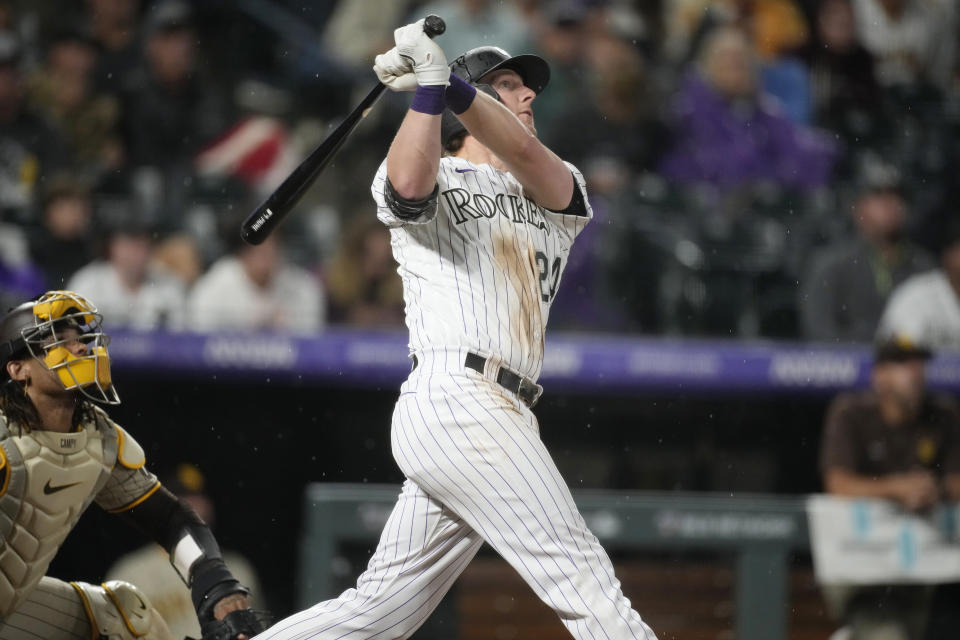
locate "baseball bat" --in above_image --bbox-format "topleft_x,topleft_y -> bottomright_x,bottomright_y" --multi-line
240,15 -> 446,245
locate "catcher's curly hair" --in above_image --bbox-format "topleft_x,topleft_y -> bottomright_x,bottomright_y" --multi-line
0,379 -> 95,432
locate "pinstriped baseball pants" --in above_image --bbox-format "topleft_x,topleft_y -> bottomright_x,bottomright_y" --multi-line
0,577 -> 175,640
0,578 -> 91,640
256,365 -> 657,640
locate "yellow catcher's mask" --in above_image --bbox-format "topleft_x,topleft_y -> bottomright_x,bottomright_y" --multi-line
3,290 -> 120,404
43,343 -> 114,394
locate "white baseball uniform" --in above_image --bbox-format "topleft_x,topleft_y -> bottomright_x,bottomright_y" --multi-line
256,156 -> 657,640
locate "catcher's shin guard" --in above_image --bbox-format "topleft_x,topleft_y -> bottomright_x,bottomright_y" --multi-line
71,580 -> 175,640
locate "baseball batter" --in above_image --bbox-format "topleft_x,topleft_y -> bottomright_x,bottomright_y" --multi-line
255,20 -> 657,640
0,290 -> 266,640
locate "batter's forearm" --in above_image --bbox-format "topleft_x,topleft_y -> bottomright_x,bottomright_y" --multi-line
387,109 -> 442,200
455,90 -> 537,159
454,89 -> 572,209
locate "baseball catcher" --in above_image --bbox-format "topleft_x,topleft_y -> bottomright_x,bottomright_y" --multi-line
0,290 -> 268,640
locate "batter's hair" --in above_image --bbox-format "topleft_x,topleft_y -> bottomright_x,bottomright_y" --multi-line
443,131 -> 467,156
0,379 -> 95,432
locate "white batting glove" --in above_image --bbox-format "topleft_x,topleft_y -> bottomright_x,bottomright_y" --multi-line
394,19 -> 449,87
374,47 -> 418,92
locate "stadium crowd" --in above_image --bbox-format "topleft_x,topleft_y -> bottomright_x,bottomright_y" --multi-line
0,0 -> 958,347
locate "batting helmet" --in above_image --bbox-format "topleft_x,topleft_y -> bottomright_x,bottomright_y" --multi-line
441,46 -> 551,147
0,290 -> 119,404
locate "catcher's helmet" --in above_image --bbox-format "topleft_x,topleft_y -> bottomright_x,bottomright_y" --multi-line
441,46 -> 551,147
0,290 -> 119,404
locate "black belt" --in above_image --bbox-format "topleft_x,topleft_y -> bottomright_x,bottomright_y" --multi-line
410,352 -> 543,408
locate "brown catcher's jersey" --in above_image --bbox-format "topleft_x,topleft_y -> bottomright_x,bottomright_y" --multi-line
0,406 -> 160,620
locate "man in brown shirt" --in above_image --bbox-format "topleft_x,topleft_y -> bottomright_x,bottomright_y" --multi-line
819,336 -> 960,640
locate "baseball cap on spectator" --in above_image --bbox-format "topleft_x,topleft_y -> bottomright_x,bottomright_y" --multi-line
873,335 -> 933,364
163,462 -> 215,524
163,462 -> 206,496
144,0 -> 194,36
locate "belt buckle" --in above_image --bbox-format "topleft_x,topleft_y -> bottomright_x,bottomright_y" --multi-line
518,378 -> 543,408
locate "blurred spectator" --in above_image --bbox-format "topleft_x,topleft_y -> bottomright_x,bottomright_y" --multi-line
657,26 -> 837,191
187,231 -> 325,334
0,0 -> 45,68
663,0 -> 809,62
748,0 -> 813,125
86,0 -> 142,94
749,0 -> 809,61
413,0 -> 532,59
0,222 -> 45,311
0,30 -> 67,221
803,0 -> 884,148
547,197 -> 631,332
320,0 -> 407,71
850,0 -> 956,93
585,0 -> 650,49
118,0 -> 232,176
322,216 -> 403,328
876,219 -> 960,351
106,463 -> 263,640
523,0 -> 590,144
151,231 -> 203,288
757,51 -> 811,125
67,220 -> 187,330
799,174 -> 934,343
26,174 -> 97,288
548,33 -> 667,195
26,28 -> 124,181
664,0 -> 813,122
819,336 -> 960,640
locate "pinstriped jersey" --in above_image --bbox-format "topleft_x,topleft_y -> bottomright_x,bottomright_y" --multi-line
372,156 -> 592,381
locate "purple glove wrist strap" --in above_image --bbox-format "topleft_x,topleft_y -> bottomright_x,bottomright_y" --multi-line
445,74 -> 477,114
410,85 -> 446,115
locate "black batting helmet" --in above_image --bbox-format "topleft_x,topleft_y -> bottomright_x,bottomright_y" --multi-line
441,46 -> 551,148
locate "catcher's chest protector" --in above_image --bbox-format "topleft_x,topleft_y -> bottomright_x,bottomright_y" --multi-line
0,412 -> 118,619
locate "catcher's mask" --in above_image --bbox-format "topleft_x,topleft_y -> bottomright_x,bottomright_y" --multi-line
0,290 -> 119,404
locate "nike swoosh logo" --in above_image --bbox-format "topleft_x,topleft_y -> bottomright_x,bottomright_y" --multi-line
455,168 -> 476,173
43,479 -> 83,495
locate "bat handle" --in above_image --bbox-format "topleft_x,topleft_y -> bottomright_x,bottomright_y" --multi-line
423,15 -> 446,38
